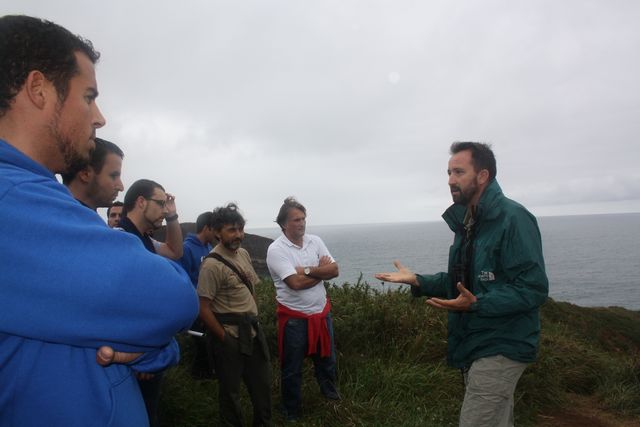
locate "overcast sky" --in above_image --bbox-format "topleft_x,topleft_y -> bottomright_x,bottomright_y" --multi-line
6,1 -> 640,227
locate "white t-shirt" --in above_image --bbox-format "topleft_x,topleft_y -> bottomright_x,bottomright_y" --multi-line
266,233 -> 335,314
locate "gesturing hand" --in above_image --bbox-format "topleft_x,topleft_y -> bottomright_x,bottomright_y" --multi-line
374,260 -> 418,287
426,282 -> 477,311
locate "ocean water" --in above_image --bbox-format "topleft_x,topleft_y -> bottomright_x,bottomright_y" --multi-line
248,213 -> 640,310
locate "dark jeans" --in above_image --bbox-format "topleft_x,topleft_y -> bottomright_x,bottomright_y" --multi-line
281,313 -> 337,418
191,335 -> 215,379
137,371 -> 164,427
209,331 -> 272,426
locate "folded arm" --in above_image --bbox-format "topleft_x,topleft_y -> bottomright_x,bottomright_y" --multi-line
0,181 -> 198,352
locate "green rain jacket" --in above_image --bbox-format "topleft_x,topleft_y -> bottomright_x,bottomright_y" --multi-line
414,179 -> 548,368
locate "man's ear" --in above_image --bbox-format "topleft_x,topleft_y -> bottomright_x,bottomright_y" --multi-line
78,168 -> 93,184
477,169 -> 490,186
25,70 -> 55,110
136,195 -> 146,209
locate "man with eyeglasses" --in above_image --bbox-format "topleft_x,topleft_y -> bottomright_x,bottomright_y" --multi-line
118,178 -> 184,426
119,178 -> 183,259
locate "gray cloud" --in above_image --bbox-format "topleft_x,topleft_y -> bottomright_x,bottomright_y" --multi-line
6,0 -> 640,226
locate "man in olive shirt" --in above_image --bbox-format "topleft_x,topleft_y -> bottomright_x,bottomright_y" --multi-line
198,203 -> 272,426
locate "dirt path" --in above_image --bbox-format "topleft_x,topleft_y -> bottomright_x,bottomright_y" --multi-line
536,394 -> 640,427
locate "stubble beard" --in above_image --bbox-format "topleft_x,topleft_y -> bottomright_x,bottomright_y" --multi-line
142,205 -> 164,231
86,176 -> 114,209
50,105 -> 92,175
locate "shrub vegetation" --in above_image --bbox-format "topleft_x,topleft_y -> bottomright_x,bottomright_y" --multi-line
159,278 -> 640,426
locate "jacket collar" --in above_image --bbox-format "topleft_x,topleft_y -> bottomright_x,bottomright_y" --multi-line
442,179 -> 503,231
280,233 -> 308,249
119,216 -> 157,253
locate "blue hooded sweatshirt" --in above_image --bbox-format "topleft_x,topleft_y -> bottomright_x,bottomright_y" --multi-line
179,233 -> 212,287
0,140 -> 199,426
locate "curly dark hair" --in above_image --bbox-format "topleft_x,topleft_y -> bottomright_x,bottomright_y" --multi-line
209,203 -> 246,231
0,15 -> 100,117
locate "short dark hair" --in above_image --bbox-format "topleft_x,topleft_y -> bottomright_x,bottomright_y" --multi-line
107,201 -> 124,217
60,138 -> 123,184
123,179 -> 164,212
450,141 -> 497,180
209,203 -> 245,232
195,211 -> 214,233
0,15 -> 100,118
275,197 -> 306,231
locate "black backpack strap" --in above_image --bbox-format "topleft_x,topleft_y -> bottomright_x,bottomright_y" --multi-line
205,252 -> 254,294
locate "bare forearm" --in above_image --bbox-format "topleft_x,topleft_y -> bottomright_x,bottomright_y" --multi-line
284,274 -> 322,290
309,262 -> 339,280
162,219 -> 183,259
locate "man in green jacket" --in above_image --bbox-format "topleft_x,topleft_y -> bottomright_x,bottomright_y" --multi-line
376,142 -> 548,427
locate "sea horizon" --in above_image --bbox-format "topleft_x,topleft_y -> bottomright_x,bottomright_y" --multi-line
247,210 -> 640,232
247,212 -> 640,311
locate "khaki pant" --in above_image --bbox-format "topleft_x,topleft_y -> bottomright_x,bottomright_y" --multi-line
459,355 -> 528,427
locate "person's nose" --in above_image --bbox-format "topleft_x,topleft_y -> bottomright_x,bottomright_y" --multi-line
93,103 -> 106,129
115,178 -> 124,192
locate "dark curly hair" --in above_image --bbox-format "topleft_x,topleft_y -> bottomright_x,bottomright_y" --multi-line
209,203 -> 246,232
0,15 -> 100,117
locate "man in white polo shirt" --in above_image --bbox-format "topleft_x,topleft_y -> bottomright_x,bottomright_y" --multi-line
266,197 -> 340,422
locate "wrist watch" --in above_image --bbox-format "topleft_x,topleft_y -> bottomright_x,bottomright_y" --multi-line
303,267 -> 311,276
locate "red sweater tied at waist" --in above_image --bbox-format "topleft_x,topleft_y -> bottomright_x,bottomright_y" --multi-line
277,298 -> 332,364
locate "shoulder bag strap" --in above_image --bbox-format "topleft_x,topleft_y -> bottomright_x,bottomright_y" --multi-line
205,252 -> 254,294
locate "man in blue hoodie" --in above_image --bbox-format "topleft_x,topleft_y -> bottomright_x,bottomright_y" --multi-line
0,15 -> 198,427
180,211 -> 216,378
180,211 -> 216,287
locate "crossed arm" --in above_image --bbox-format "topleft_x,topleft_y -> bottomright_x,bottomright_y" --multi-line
284,255 -> 339,290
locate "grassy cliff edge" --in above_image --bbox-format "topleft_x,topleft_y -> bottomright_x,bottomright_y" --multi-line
160,279 -> 640,426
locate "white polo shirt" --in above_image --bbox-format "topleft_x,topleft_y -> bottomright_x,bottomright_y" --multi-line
266,233 -> 335,314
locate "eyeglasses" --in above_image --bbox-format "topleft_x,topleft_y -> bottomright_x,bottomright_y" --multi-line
146,198 -> 167,208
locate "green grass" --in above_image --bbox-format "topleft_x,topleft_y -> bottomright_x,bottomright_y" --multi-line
158,279 -> 640,426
